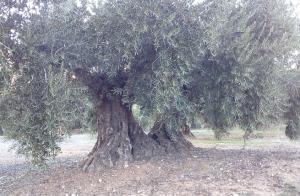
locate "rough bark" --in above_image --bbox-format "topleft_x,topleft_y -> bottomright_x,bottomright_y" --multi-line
148,121 -> 193,154
81,95 -> 194,172
190,117 -> 196,129
81,96 -> 164,172
181,122 -> 195,138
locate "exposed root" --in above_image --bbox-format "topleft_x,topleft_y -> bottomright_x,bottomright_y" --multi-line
82,155 -> 95,172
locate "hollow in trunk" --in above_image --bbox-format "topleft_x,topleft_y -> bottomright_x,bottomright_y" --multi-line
81,96 -> 164,171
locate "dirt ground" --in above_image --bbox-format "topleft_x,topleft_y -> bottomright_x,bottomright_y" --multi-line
0,132 -> 300,196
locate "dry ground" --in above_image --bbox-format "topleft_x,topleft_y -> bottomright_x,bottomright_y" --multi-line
0,129 -> 300,196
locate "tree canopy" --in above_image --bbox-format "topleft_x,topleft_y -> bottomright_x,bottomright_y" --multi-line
191,0 -> 299,138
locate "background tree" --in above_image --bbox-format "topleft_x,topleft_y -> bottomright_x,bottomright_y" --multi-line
284,72 -> 300,140
190,0 -> 299,140
282,51 -> 300,140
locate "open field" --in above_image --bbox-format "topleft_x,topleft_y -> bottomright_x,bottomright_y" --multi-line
0,128 -> 300,196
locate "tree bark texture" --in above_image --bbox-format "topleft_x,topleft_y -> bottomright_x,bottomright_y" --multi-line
181,122 -> 195,138
82,96 -> 193,171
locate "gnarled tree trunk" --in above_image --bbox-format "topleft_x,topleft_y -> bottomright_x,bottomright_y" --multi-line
81,95 -> 163,172
181,121 -> 195,138
148,120 -> 193,154
81,95 -> 194,171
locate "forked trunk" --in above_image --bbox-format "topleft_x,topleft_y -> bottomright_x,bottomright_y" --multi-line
81,96 -> 163,171
82,96 -> 194,171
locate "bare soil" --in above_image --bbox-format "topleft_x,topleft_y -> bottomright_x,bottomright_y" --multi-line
0,134 -> 300,196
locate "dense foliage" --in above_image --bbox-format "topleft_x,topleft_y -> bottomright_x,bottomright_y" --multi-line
191,0 -> 299,138
283,65 -> 300,140
0,0 -> 92,164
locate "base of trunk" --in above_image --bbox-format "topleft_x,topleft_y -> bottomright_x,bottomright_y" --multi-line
81,97 -> 193,172
181,123 -> 195,138
81,127 -> 163,172
81,97 -> 166,172
148,121 -> 193,154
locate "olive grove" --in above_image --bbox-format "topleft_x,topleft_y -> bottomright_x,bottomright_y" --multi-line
0,0 -> 299,171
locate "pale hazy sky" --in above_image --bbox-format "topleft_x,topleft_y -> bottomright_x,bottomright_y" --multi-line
194,0 -> 300,18
291,0 -> 300,17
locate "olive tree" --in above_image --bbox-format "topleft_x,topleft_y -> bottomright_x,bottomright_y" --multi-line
1,0 -> 298,171
191,0 -> 299,139
1,0 -> 203,170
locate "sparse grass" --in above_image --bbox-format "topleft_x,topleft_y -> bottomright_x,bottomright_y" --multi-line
190,126 -> 300,149
191,139 -> 268,146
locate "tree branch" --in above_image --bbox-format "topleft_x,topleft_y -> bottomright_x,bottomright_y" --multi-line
72,68 -> 108,94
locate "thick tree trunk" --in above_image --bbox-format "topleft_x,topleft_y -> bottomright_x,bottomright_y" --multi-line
148,121 -> 193,153
81,96 -> 163,172
81,96 -> 194,171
